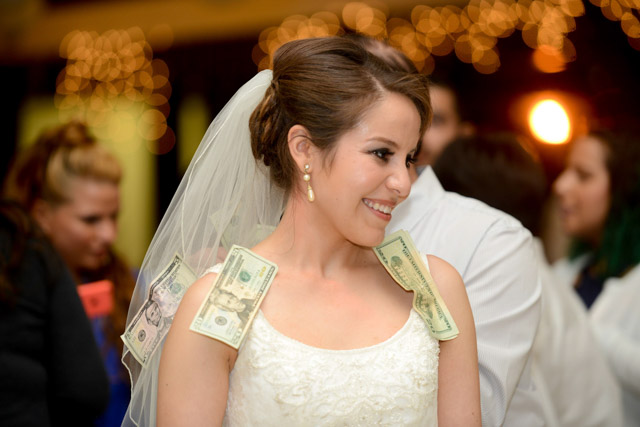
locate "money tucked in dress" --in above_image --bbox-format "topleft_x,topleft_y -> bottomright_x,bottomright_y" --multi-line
206,261 -> 441,427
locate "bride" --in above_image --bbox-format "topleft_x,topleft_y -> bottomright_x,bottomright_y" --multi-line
123,36 -> 480,426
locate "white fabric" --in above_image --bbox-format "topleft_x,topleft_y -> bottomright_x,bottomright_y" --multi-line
206,255 -> 440,426
531,239 -> 623,427
553,257 -> 640,426
224,310 -> 438,426
388,167 -> 543,427
121,70 -> 286,426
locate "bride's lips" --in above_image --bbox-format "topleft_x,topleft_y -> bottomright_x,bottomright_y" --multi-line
363,198 -> 395,220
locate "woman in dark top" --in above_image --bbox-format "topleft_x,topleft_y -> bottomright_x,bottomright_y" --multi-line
0,201 -> 109,426
3,121 -> 136,425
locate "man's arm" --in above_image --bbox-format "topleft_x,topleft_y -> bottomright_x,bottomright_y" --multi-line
464,220 -> 543,426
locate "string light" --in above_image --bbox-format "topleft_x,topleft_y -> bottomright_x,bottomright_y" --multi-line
253,0 -> 639,74
56,27 -> 174,154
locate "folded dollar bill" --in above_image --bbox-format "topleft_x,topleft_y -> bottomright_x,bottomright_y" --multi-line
374,230 -> 459,341
190,245 -> 277,349
122,253 -> 197,367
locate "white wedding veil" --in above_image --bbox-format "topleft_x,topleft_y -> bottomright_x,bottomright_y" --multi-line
121,69 -> 285,426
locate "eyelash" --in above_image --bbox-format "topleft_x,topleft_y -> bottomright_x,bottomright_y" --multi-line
370,149 -> 417,167
371,148 -> 392,161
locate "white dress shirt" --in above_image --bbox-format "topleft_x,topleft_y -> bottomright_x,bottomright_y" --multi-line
532,239 -> 623,427
388,167 -> 543,426
553,257 -> 640,426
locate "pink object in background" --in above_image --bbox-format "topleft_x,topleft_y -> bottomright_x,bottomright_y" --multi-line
77,280 -> 114,318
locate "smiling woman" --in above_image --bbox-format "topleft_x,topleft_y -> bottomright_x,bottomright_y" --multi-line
3,122 -> 123,280
290,91 -> 419,247
553,128 -> 640,424
34,177 -> 120,275
124,36 -> 480,427
2,120 -> 135,426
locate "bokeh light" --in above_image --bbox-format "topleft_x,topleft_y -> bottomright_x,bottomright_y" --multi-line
529,99 -> 572,144
56,27 -> 174,154
532,45 -> 568,72
252,0 -> 640,74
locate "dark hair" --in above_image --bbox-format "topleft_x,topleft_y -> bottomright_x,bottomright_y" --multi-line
0,200 -> 60,305
569,128 -> 640,279
433,132 -> 548,235
3,120 -> 121,211
426,75 -> 472,123
250,36 -> 431,193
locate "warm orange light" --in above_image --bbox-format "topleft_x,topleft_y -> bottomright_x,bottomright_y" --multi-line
532,46 -> 567,73
529,99 -> 571,144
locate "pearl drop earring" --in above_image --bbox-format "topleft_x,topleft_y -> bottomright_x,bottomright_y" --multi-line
303,164 -> 315,202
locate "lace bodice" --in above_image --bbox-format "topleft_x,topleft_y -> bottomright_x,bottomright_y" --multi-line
222,308 -> 439,426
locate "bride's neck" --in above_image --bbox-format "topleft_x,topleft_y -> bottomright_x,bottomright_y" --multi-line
254,195 -> 371,274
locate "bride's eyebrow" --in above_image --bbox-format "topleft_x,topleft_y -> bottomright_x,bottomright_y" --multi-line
366,137 -> 399,148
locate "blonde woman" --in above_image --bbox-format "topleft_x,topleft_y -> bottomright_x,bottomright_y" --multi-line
4,121 -> 135,425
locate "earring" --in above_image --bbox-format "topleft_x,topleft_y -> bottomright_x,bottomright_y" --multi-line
303,164 -> 315,202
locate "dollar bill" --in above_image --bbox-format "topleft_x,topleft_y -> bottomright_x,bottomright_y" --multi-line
121,253 -> 197,367
190,245 -> 277,349
374,230 -> 459,341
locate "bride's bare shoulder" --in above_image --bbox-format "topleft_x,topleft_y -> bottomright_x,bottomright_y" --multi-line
424,254 -> 467,305
178,272 -> 218,313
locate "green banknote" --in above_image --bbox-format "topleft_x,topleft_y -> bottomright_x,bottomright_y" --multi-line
122,253 -> 197,367
374,230 -> 459,341
190,245 -> 277,349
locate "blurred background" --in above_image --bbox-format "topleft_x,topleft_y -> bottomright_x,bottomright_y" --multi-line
1,0 -> 639,267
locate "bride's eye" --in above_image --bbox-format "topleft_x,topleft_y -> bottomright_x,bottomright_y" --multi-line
370,148 -> 393,162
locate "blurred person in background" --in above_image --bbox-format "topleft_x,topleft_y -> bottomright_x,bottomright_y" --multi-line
553,128 -> 640,426
3,120 -> 135,426
416,77 -> 475,168
353,35 -> 544,426
434,132 -> 624,427
0,200 -> 109,426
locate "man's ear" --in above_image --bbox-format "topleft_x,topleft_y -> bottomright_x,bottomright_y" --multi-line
287,124 -> 315,172
31,198 -> 54,234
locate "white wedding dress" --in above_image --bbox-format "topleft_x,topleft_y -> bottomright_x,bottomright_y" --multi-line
213,259 -> 440,426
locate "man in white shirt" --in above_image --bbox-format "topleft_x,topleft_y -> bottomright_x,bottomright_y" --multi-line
388,166 -> 544,426
430,133 -> 623,426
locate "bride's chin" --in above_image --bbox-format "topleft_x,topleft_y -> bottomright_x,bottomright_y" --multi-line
349,231 -> 386,249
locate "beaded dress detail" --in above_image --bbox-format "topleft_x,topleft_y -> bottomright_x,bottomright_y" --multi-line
207,259 -> 440,426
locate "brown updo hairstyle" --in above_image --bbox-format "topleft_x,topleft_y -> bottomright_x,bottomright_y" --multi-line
3,120 -> 121,211
3,120 -> 134,358
250,37 -> 431,195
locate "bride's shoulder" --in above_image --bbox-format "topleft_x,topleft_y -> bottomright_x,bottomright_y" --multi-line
424,254 -> 475,351
424,254 -> 466,301
179,270 -> 218,312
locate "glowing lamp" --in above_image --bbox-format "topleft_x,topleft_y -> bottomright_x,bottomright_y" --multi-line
528,99 -> 571,144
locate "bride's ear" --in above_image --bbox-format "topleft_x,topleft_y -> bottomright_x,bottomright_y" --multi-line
287,124 -> 315,172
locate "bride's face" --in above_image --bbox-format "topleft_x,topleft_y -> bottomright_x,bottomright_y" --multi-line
310,91 -> 421,247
